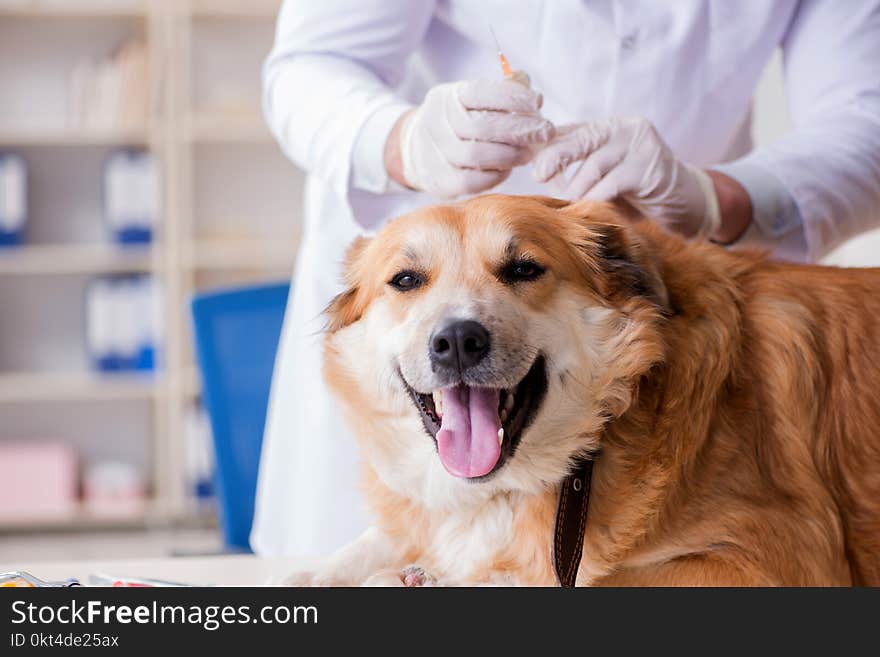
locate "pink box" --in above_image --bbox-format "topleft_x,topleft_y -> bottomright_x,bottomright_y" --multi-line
0,442 -> 78,521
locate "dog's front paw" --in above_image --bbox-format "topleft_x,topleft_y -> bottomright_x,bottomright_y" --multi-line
400,565 -> 437,587
359,565 -> 439,587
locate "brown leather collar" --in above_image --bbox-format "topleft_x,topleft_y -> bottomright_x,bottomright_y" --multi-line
553,457 -> 595,587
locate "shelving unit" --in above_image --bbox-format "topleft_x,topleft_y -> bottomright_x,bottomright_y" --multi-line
0,244 -> 156,275
0,125 -> 151,147
0,2 -> 147,19
0,371 -> 158,404
0,0 -> 301,533
189,0 -> 280,18
0,502 -> 161,533
186,113 -> 273,143
184,238 -> 299,270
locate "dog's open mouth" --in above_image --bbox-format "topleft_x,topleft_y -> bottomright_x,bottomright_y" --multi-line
403,356 -> 547,480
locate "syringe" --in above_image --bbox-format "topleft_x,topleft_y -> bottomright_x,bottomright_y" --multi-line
490,26 -> 530,88
489,27 -> 565,194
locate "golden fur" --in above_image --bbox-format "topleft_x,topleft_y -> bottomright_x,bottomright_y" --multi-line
321,194 -> 880,586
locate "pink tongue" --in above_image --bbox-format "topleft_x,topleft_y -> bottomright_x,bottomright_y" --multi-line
436,385 -> 502,478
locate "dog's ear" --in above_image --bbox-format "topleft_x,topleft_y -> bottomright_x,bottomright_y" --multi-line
325,236 -> 372,332
562,201 -> 670,312
590,223 -> 670,311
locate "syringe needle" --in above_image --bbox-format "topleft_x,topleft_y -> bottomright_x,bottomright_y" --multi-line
488,25 -> 513,77
489,25 -> 502,53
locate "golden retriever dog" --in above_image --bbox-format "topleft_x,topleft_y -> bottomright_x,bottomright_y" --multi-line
286,194 -> 880,586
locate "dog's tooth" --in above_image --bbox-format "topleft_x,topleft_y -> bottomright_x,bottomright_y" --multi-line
497,428 -> 504,445
504,392 -> 514,411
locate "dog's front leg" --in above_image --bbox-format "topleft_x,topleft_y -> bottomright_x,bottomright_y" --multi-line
359,565 -> 439,587
283,526 -> 400,587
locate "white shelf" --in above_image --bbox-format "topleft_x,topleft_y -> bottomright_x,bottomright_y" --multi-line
0,371 -> 159,403
0,124 -> 151,147
187,114 -> 272,143
0,243 -> 157,275
0,502 -> 163,533
0,1 -> 147,18
186,238 -> 298,270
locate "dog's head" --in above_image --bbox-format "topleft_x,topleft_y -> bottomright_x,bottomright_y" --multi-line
324,194 -> 670,507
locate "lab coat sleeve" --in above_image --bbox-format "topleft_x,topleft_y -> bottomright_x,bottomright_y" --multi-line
713,0 -> 880,262
263,0 -> 435,201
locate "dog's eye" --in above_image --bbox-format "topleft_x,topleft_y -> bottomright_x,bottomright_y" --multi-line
501,259 -> 545,284
389,270 -> 423,291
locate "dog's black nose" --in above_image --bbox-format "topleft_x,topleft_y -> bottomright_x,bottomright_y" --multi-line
430,320 -> 491,372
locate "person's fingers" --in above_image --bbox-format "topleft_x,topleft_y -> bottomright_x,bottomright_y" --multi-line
425,133 -> 510,196
563,144 -> 627,199
551,124 -> 584,139
445,139 -> 532,170
581,165 -> 634,202
533,137 -> 578,183
533,126 -> 607,183
456,79 -> 543,114
455,111 -> 555,146
533,123 -> 619,183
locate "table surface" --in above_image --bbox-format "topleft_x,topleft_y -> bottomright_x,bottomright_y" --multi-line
0,555 -> 306,587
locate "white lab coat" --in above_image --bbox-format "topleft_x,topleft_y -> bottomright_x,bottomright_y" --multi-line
253,0 -> 880,556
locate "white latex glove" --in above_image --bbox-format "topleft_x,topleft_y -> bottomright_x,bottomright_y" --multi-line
533,118 -> 721,239
400,80 -> 555,198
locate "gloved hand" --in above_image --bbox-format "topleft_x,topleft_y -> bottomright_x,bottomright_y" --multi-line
533,118 -> 721,239
399,80 -> 555,198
